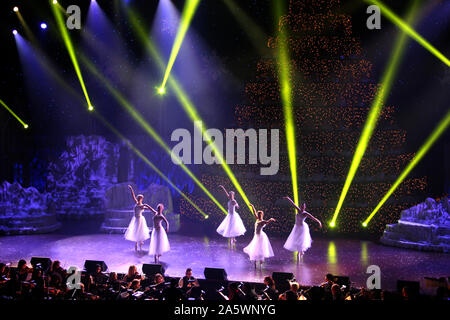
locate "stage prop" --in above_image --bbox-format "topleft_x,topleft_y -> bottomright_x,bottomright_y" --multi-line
46,135 -> 119,219
381,197 -> 450,253
0,181 -> 60,235
101,182 -> 179,234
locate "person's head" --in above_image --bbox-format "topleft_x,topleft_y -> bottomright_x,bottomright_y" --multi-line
264,276 -> 275,288
51,260 -> 61,272
325,273 -> 334,282
127,265 -> 137,277
331,284 -> 341,299
95,264 -> 102,274
18,259 -> 27,270
109,272 -> 117,281
0,263 -> 5,273
229,191 -> 235,200
301,203 -> 307,212
130,279 -> 140,290
257,210 -> 264,220
185,268 -> 193,278
157,203 -> 164,214
136,194 -> 144,204
154,273 -> 164,284
290,282 -> 300,292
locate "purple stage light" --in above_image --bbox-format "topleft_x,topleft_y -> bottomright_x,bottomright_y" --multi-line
40,23 -> 47,30
13,29 -> 18,35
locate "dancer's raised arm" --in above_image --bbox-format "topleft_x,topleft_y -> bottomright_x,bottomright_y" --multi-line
303,209 -> 322,229
249,203 -> 258,219
283,196 -> 302,213
128,185 -> 138,204
262,218 -> 276,226
219,185 -> 230,199
143,204 -> 157,214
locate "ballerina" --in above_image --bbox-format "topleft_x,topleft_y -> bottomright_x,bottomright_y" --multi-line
148,203 -> 170,263
283,196 -> 322,262
243,203 -> 276,269
216,185 -> 246,247
125,185 -> 151,252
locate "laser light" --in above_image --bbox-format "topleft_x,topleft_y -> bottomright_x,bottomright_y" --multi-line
157,86 -> 166,95
12,29 -> 18,35
88,105 -> 94,111
24,124 -> 29,129
53,0 -> 58,4
40,23 -> 47,30
13,7 -> 19,12
329,222 -> 336,228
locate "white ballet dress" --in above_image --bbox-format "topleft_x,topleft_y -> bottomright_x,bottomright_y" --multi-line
216,200 -> 247,238
243,220 -> 274,261
149,214 -> 171,255
283,213 -> 312,253
124,204 -> 151,242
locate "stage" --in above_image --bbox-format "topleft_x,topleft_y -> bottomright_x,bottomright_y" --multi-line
1,232 -> 448,293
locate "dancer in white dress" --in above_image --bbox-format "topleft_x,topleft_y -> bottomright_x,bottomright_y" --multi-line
148,203 -> 170,263
283,196 -> 322,262
216,185 -> 246,247
125,185 -> 151,252
243,203 -> 276,269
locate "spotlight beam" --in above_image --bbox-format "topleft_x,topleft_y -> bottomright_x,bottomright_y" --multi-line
330,1 -> 420,227
275,1 -> 299,208
13,23 -> 207,218
367,0 -> 450,67
363,109 -> 450,226
160,0 -> 201,91
77,52 -> 227,215
0,98 -> 29,128
51,2 -> 93,110
127,8 -> 253,211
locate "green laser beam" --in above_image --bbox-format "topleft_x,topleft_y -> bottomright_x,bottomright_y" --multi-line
330,0 -> 420,227
367,0 -> 450,67
15,17 -> 208,219
77,52 -> 227,215
0,98 -> 28,128
160,0 -> 201,91
363,109 -> 450,225
275,0 -> 299,208
127,7 -> 253,212
51,1 -> 93,109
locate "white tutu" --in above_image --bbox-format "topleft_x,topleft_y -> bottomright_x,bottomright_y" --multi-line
243,230 -> 274,261
216,213 -> 246,237
124,215 -> 150,242
283,221 -> 312,253
149,227 -> 170,255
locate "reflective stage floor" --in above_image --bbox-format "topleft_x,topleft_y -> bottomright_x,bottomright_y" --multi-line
1,233 -> 448,292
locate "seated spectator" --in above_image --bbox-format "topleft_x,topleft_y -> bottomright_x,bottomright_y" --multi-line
178,268 -> 199,293
123,265 -> 142,283
263,276 -> 279,300
279,282 -> 299,300
331,283 -> 342,301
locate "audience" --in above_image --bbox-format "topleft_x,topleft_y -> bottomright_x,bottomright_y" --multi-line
0,259 -> 442,301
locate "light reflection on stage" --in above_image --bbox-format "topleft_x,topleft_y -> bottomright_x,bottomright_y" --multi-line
1,233 -> 448,292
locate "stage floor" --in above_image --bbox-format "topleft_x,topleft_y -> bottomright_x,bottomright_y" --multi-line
1,233 -> 448,292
